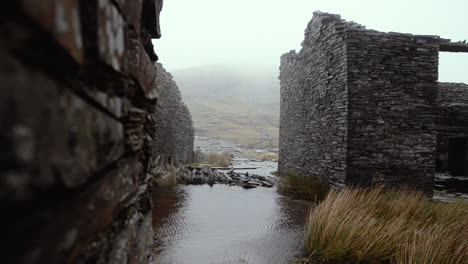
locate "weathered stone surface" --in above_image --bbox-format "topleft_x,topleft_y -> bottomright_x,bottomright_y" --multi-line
77,181 -> 153,264
279,11 -> 467,194
279,12 -> 350,188
142,0 -> 163,39
436,83 -> 468,176
113,0 -> 143,32
150,63 -> 195,165
97,0 -> 125,71
125,41 -> 158,99
0,49 -> 124,200
1,0 -> 170,263
345,26 -> 439,193
4,156 -> 142,264
124,107 -> 148,152
22,0 -> 84,63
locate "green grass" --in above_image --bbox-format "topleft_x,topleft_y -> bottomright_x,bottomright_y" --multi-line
305,188 -> 468,264
277,172 -> 330,202
198,152 -> 233,167
185,99 -> 279,149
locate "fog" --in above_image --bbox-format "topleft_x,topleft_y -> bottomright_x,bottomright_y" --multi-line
173,63 -> 280,105
153,0 -> 468,83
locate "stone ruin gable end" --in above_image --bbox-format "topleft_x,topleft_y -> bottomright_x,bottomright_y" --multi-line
151,63 -> 195,165
279,11 -> 446,193
436,83 -> 468,176
279,12 -> 351,188
345,30 -> 439,193
0,0 -> 165,263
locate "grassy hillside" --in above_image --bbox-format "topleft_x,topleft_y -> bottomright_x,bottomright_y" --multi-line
173,64 -> 280,150
185,96 -> 279,150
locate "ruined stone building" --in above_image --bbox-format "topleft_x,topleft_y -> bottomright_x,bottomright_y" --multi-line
1,1 -> 193,263
151,63 -> 195,165
279,11 -> 468,194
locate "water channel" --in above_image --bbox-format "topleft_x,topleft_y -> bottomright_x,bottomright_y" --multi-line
151,161 -> 311,264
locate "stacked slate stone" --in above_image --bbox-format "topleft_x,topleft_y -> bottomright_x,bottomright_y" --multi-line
176,167 -> 276,188
435,83 -> 468,174
279,12 -> 362,188
437,82 -> 468,132
279,11 -> 455,194
0,0 -> 164,263
345,27 -> 439,193
150,63 -> 195,165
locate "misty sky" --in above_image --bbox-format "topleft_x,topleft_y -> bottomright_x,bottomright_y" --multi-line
153,0 -> 468,83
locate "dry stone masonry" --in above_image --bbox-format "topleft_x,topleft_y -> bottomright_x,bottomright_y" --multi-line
150,63 -> 195,165
436,83 -> 468,176
0,1 -> 192,263
279,11 -> 468,194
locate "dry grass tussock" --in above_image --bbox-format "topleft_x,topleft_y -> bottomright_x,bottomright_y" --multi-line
152,157 -> 181,188
277,172 -> 329,202
259,153 -> 278,162
202,152 -> 232,167
306,188 -> 468,264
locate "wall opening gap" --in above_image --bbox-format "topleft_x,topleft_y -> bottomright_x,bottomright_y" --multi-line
438,52 -> 468,83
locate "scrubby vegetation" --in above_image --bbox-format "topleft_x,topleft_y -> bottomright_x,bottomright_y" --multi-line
259,153 -> 278,162
150,158 -> 180,188
201,152 -> 233,167
277,172 -> 329,202
303,188 -> 468,264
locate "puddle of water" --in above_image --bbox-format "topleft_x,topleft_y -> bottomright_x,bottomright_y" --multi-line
151,184 -> 310,264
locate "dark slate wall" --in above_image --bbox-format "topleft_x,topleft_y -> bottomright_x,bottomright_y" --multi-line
151,63 -> 194,165
345,31 -> 439,193
279,11 -> 444,193
279,12 -> 351,187
436,82 -> 468,175
437,82 -> 468,133
0,0 -> 163,263
438,83 -> 468,105
279,50 -> 306,176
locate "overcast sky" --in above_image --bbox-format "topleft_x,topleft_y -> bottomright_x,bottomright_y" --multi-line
153,0 -> 468,83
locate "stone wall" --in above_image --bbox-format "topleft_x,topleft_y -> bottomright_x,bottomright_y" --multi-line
0,1 -> 164,263
278,13 -> 351,187
279,11 -> 456,193
345,27 -> 439,193
436,83 -> 468,175
150,63 -> 194,165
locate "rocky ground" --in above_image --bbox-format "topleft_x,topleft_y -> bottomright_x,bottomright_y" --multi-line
178,166 -> 277,189
433,173 -> 468,203
194,135 -> 278,160
194,136 -> 245,156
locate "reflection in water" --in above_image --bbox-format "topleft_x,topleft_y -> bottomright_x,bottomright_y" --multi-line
151,184 -> 310,264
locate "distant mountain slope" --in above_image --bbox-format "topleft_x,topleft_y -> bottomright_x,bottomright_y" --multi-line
172,64 -> 280,150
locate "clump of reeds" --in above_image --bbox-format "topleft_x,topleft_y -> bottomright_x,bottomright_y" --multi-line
202,152 -> 232,167
151,156 -> 181,188
259,153 -> 278,162
154,164 -> 180,188
277,172 -> 329,202
305,188 -> 468,264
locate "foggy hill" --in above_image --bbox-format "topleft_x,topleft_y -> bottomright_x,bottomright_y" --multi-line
172,63 -> 280,106
171,63 -> 281,150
